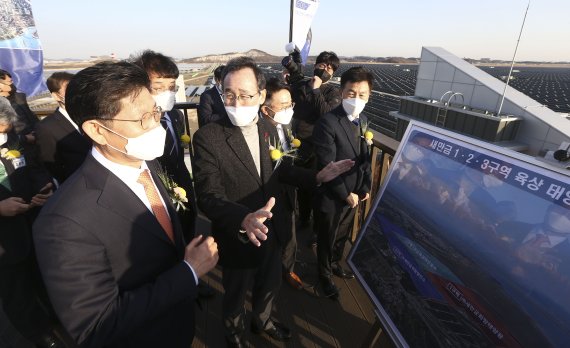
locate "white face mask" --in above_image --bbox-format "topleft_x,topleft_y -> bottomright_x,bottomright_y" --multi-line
272,107 -> 294,125
153,91 -> 176,112
342,98 -> 367,117
0,132 -> 7,146
546,211 -> 570,235
225,105 -> 259,127
99,123 -> 166,161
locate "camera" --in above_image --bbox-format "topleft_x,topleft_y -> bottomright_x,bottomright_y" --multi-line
281,48 -> 304,85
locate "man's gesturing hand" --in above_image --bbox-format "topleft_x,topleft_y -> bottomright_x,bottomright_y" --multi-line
184,235 -> 219,279
241,197 -> 276,247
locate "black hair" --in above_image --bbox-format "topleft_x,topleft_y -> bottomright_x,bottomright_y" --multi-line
340,67 -> 374,90
0,69 -> 11,80
221,57 -> 266,90
131,50 -> 179,79
264,77 -> 290,106
65,61 -> 149,127
214,65 -> 225,81
46,72 -> 74,93
315,51 -> 340,72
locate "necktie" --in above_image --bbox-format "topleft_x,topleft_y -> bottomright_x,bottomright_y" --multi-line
161,116 -> 177,156
352,118 -> 360,126
137,169 -> 174,243
0,161 -> 11,190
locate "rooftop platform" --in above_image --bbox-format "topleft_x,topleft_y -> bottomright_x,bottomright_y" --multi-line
191,216 -> 393,348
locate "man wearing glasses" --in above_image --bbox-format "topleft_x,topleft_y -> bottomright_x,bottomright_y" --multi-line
33,61 -> 219,348
193,57 -> 294,347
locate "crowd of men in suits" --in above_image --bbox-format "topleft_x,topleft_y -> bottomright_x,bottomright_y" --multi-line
0,50 -> 375,348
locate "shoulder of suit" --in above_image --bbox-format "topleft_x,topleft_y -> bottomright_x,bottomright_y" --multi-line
37,110 -> 63,127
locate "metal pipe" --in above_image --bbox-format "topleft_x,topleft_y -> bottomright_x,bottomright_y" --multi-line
497,0 -> 531,116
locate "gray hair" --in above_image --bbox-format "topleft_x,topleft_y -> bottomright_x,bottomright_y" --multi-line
0,97 -> 17,126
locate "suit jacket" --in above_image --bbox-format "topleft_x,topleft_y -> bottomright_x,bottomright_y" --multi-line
197,86 -> 227,128
0,132 -> 51,267
192,117 -> 315,268
312,105 -> 372,211
35,109 -> 91,183
33,154 -> 197,348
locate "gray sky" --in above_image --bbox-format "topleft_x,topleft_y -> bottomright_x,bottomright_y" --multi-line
32,0 -> 569,62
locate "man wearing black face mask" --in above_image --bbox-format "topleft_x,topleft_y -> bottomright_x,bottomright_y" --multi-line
289,51 -> 341,231
0,69 -> 38,144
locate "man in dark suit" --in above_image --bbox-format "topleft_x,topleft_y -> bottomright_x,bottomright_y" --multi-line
195,57 -> 323,347
35,72 -> 91,184
0,97 -> 64,348
32,61 -> 218,348
312,67 -> 374,299
132,50 -> 196,240
197,65 -> 228,127
259,77 -> 354,291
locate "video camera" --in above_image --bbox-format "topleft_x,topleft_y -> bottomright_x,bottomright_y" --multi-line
281,46 -> 305,85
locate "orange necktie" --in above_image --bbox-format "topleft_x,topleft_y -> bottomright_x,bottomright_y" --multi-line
137,169 -> 174,243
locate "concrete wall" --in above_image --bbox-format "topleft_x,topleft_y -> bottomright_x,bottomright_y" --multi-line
415,47 -> 570,156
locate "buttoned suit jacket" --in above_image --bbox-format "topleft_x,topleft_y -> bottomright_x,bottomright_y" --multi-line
197,86 -> 227,128
192,117 -> 315,269
312,105 -> 372,211
35,109 -> 91,183
32,154 -> 197,348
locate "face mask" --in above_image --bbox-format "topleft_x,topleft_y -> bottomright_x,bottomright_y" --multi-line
271,107 -> 294,125
153,91 -> 176,111
99,123 -> 166,161
225,105 -> 259,127
546,211 -> 570,235
0,133 -> 7,146
342,98 -> 366,117
313,68 -> 331,83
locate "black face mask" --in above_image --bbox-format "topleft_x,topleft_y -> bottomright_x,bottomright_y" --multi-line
313,68 -> 331,83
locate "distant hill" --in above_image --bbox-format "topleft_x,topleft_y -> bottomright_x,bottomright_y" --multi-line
180,49 -> 282,63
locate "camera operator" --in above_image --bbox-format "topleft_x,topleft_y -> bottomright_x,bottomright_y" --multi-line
285,51 -> 342,230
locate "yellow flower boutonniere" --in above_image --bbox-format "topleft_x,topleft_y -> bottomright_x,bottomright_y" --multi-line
158,171 -> 188,212
360,120 -> 374,146
1,148 -> 22,160
180,134 -> 191,149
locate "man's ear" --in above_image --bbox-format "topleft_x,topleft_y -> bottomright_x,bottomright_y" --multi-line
82,120 -> 108,146
258,89 -> 267,106
260,105 -> 270,117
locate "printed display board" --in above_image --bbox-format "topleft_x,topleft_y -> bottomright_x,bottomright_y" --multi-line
348,121 -> 570,348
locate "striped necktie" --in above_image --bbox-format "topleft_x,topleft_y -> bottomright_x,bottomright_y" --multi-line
137,169 -> 174,243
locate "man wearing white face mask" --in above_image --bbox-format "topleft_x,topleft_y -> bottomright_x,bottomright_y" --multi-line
32,61 -> 219,348
194,57 -> 354,347
131,50 -> 201,243
259,78 -> 355,291
312,67 -> 374,300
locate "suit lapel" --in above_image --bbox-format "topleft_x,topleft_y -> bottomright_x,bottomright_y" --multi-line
54,110 -> 78,135
258,119 -> 275,185
224,123 -> 262,185
83,156 -> 178,249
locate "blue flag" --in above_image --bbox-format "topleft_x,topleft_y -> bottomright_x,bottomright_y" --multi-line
0,0 -> 47,96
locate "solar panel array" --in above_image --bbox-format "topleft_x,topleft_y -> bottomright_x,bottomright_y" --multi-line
260,63 -> 569,138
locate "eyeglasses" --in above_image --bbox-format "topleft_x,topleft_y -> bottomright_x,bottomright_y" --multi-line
222,91 -> 260,105
267,102 -> 295,113
150,85 -> 179,93
98,106 -> 162,130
